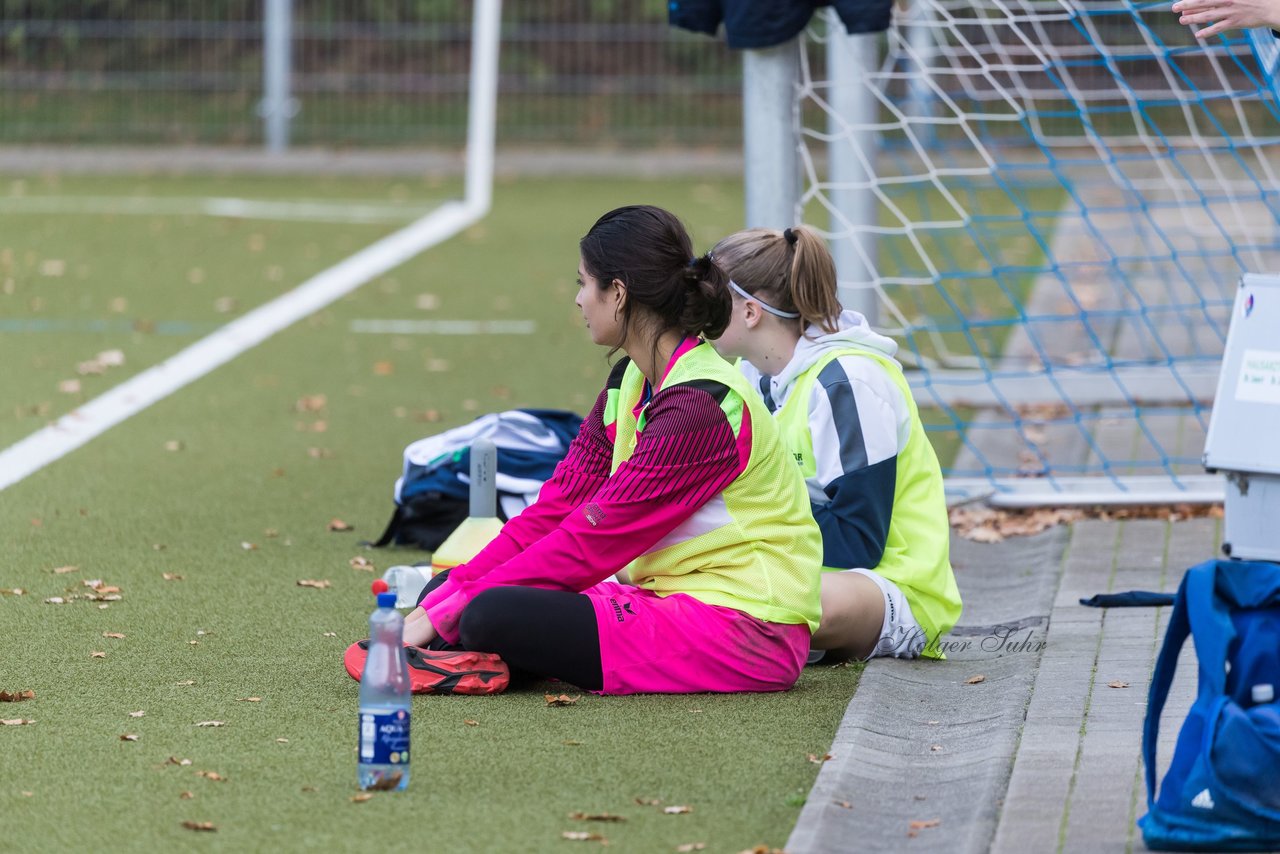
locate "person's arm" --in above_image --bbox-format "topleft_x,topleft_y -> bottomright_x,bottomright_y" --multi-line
806,358 -> 905,570
1171,0 -> 1280,38
421,383 -> 749,643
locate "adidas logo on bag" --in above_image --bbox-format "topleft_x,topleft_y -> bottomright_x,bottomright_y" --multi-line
1190,788 -> 1215,810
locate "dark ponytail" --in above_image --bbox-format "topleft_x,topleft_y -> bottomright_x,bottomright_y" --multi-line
580,206 -> 731,348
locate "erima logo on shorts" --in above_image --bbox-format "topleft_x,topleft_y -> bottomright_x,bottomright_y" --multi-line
609,598 -> 626,623
583,503 -> 606,527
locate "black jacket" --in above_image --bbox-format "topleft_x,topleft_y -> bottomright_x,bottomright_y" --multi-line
669,0 -> 893,49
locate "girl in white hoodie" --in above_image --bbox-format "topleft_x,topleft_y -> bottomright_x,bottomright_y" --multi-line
711,225 -> 962,661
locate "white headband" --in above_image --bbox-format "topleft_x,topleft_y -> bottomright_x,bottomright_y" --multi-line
728,279 -> 800,319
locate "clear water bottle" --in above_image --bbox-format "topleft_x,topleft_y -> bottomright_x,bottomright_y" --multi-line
382,565 -> 432,609
358,592 -> 411,791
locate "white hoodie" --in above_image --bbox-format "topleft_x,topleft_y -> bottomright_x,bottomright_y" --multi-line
738,310 -> 911,505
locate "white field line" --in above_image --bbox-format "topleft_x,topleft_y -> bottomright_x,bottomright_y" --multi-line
0,199 -> 481,493
350,319 -> 537,335
0,194 -> 436,224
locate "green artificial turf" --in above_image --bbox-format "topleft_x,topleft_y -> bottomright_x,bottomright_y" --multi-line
1,174 -> 862,852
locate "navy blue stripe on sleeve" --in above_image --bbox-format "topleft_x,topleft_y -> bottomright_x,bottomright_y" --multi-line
813,454 -> 897,569
817,359 -> 869,472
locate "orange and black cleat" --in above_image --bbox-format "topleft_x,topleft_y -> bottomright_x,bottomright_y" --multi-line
345,641 -> 509,695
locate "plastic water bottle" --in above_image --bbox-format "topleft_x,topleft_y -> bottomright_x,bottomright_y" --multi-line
358,592 -> 411,791
381,565 -> 432,609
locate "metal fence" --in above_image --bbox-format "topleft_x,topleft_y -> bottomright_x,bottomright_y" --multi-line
0,2 -> 743,149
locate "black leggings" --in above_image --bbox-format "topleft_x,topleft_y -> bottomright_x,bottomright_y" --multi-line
416,570 -> 604,691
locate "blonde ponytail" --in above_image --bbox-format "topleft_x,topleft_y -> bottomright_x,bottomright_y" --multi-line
711,225 -> 841,336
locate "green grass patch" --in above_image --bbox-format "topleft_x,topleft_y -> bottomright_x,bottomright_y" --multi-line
1,173 -> 865,851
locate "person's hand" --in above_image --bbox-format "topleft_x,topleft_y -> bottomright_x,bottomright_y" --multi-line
1172,0 -> 1280,38
403,607 -> 438,648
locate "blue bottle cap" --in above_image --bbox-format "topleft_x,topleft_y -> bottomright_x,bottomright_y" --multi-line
376,592 -> 398,609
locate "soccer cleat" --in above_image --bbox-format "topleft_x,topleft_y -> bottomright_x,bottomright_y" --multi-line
344,641 -> 510,695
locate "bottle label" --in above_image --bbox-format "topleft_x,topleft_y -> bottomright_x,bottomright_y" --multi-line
358,709 -> 410,765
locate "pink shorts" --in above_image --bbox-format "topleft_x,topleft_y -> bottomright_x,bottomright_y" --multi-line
582,581 -> 811,695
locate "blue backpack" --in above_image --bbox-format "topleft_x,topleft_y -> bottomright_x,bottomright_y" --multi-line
1140,558 -> 1280,851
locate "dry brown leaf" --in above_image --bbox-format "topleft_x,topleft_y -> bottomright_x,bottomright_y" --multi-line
195,721 -> 225,728
52,565 -> 78,574
676,845 -> 707,853
0,588 -> 24,596
806,753 -> 833,764
164,440 -> 184,452
635,797 -> 662,806
237,697 -> 262,703
276,738 -> 289,744
90,651 -> 106,659
351,793 -> 373,803
909,819 -> 941,831
167,756 -> 192,766
44,597 -> 66,605
128,711 -> 145,718
569,812 -> 626,823
162,573 -> 184,581
197,770 -> 225,781
463,719 -> 479,727
103,632 -> 125,639
373,361 -> 394,376
179,791 -> 194,800
176,680 -> 196,686
561,831 -> 607,843
119,733 -> 139,741
307,447 -> 334,459
562,740 -> 582,746
1,719 -> 35,726
545,694 -> 580,707
323,632 -> 337,638
663,805 -> 693,815
0,690 -> 35,702
1107,680 -> 1130,689
930,744 -> 945,752
295,394 -> 327,413
297,579 -> 331,590
349,556 -> 375,572
964,674 -> 986,685
327,518 -> 353,532
834,800 -> 853,809
367,773 -> 404,791
180,821 -> 216,832
241,541 -> 258,551
188,641 -> 200,646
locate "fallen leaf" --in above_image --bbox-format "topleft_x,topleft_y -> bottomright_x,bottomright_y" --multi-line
20,792 -> 33,797
119,733 -> 139,741
195,721 -> 225,727
237,697 -> 262,703
128,710 -> 145,718
545,694 -> 580,707
264,528 -> 279,538
634,797 -> 662,806
188,641 -> 200,646
569,812 -> 626,822
1107,680 -> 1130,689
164,440 -> 184,452
327,518 -> 353,532
197,770 -> 226,781
302,786 -> 316,793
367,773 -> 404,791
176,680 -> 196,686
373,361 -> 394,376
0,588 -> 25,596
676,845 -> 707,853
663,805 -> 693,815
276,738 -> 289,744
90,651 -> 106,659
323,632 -> 337,638
241,542 -> 258,551
180,791 -> 194,800
351,793 -> 374,803
180,821 -> 216,832
463,719 -> 479,727
103,632 -> 125,639
52,565 -> 78,574
162,573 -> 183,581
561,831 -> 607,843
1,719 -> 35,725
97,349 -> 124,367
909,819 -> 941,831
806,753 -> 833,764
349,556 -> 375,572
58,379 -> 81,394
297,579 -> 331,590
295,394 -> 327,412
562,740 -> 582,746
930,744 -> 944,752
307,447 -> 334,459
964,674 -> 986,685
44,597 -> 66,605
166,757 -> 193,766
834,800 -> 853,809
0,690 -> 35,702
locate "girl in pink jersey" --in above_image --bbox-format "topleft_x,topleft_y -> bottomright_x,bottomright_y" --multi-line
392,206 -> 824,695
